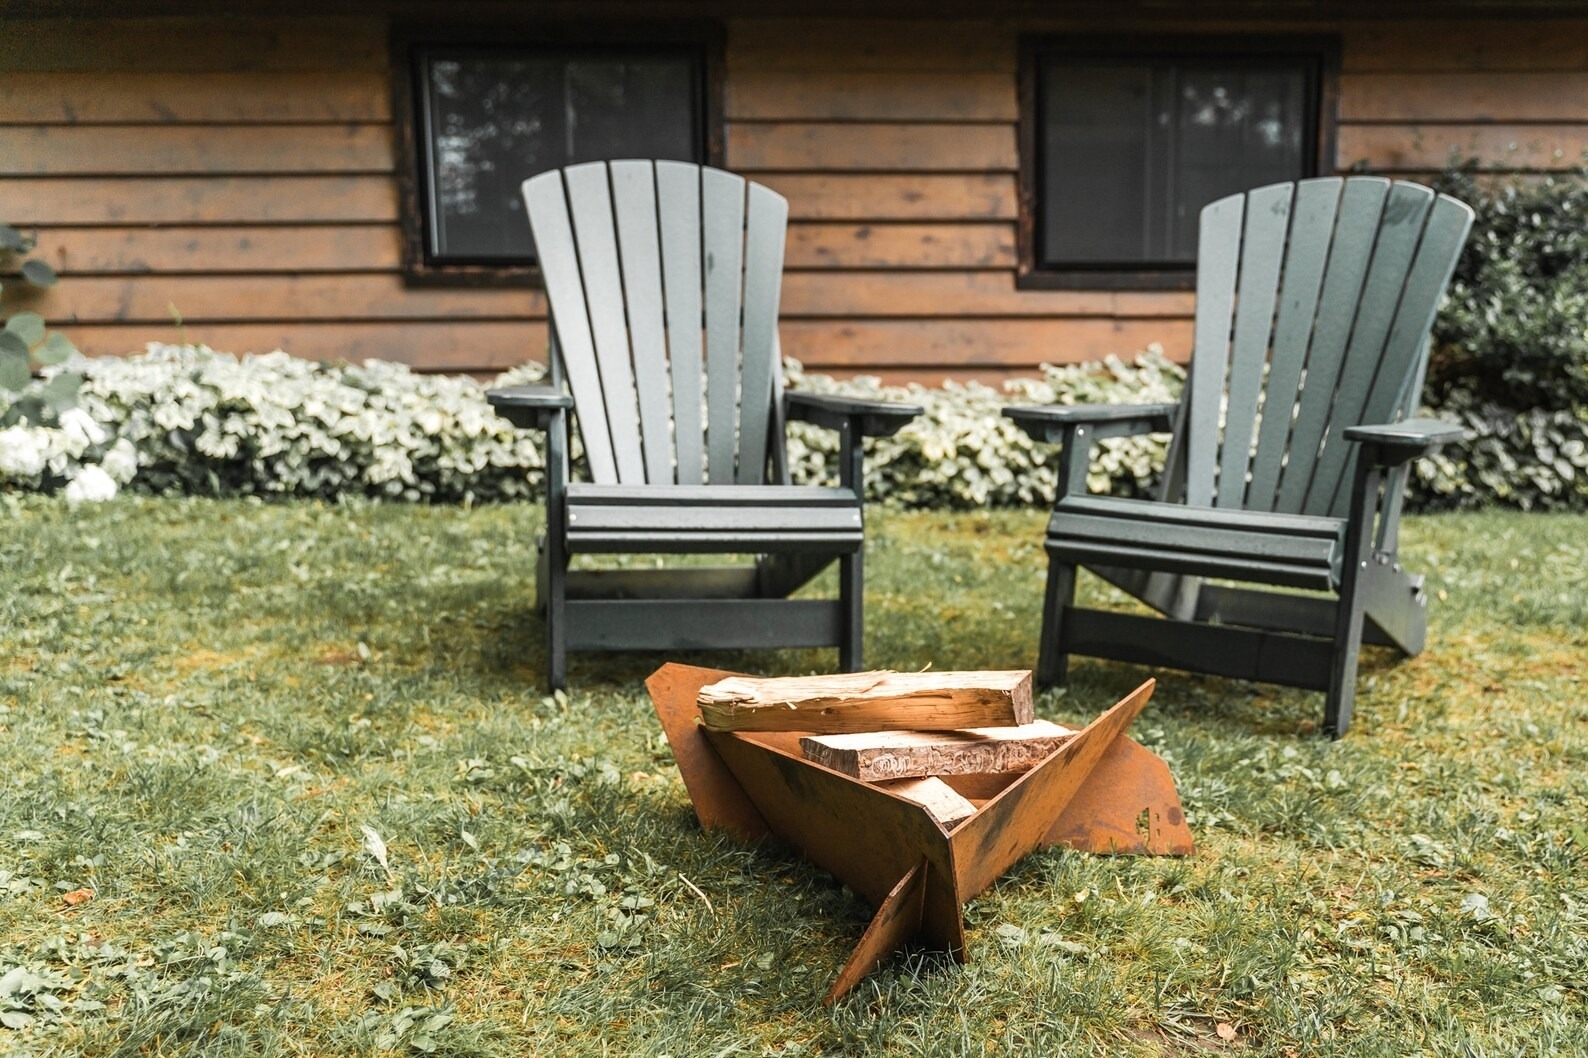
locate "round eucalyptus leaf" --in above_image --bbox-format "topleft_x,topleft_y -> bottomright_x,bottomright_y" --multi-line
0,329 -> 31,359
1,395 -> 47,428
5,311 -> 47,346
0,346 -> 32,393
36,331 -> 78,366
41,370 -> 84,412
20,259 -> 57,288
0,224 -> 26,251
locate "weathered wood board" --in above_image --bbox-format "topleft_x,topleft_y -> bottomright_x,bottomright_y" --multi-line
801,720 -> 1075,780
874,776 -> 979,828
697,669 -> 1034,733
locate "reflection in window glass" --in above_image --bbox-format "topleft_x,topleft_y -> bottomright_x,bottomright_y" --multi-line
419,49 -> 701,263
1037,54 -> 1313,269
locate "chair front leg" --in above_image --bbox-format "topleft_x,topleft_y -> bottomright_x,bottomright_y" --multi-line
1325,459 -> 1384,737
839,549 -> 863,672
1037,554 -> 1078,689
543,411 -> 570,692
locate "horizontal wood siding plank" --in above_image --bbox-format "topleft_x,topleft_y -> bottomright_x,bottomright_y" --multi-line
22,226 -> 400,274
1336,123 -> 1588,170
784,223 -> 1014,269
0,126 -> 395,176
0,71 -> 391,124
726,19 -> 1014,73
0,17 -> 388,72
3,271 -> 1194,325
758,174 -> 1015,220
727,70 -> 1016,121
56,322 -> 545,373
3,275 -> 547,324
1339,72 -> 1588,123
779,319 -> 1193,369
4,176 -> 397,225
1342,20 -> 1588,72
780,271 -> 1194,317
728,123 -> 1018,172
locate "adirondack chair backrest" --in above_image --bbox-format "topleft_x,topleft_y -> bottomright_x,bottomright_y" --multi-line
524,160 -> 790,487
1180,176 -> 1473,519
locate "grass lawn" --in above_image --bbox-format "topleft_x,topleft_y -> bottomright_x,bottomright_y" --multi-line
1,496 -> 1585,1056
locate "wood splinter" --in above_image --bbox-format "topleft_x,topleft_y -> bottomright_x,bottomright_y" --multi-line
697,669 -> 1033,733
801,720 -> 1076,781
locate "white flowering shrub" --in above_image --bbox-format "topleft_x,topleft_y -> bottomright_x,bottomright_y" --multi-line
5,339 -> 1567,510
785,350 -> 1185,507
53,345 -> 550,503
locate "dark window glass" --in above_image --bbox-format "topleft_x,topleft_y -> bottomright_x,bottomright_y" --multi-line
1036,53 -> 1315,270
417,48 -> 702,264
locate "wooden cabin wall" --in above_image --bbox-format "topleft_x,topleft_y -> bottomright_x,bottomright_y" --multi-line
4,14 -> 1588,385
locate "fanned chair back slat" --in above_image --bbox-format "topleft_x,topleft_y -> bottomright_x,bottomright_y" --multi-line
1216,182 -> 1293,509
737,183 -> 790,484
1299,182 -> 1435,515
1244,178 -> 1343,510
1184,194 -> 1243,507
1182,177 -> 1471,520
702,167 -> 747,485
564,164 -> 645,485
609,160 -> 674,484
656,161 -> 705,484
522,161 -> 789,488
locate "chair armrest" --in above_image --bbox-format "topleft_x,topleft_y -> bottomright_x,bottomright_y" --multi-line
1343,418 -> 1467,468
784,391 -> 922,439
1002,402 -> 1178,445
486,385 -> 574,431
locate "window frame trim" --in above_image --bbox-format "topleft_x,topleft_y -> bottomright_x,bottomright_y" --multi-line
391,20 -> 725,288
1016,33 -> 1340,291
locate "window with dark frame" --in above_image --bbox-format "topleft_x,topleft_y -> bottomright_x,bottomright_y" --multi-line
395,31 -> 716,281
1021,37 -> 1333,288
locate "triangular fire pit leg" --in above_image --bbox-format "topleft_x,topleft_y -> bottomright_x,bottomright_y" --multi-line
825,857 -> 929,1005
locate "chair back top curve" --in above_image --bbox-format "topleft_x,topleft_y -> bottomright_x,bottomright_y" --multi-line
1180,176 -> 1473,519
523,159 -> 791,487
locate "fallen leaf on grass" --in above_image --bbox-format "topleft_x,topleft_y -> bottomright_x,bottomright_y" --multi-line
1216,1022 -> 1237,1041
61,887 -> 94,907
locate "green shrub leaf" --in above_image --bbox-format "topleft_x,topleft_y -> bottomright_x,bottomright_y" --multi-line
0,346 -> 31,392
5,311 -> 46,346
35,331 -> 77,366
0,223 -> 27,251
40,370 -> 84,412
20,258 -> 57,288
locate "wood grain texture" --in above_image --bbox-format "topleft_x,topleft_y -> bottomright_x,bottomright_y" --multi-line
23,226 -> 398,274
757,174 -> 1016,220
1337,124 -> 1588,170
778,318 -> 1195,369
780,272 -> 1194,317
802,720 -> 1075,781
43,321 -> 545,373
729,123 -> 1018,172
698,670 -> 1035,733
1340,72 -> 1588,123
727,18 -> 1014,73
3,275 -> 545,323
784,223 -> 1014,270
0,126 -> 395,176
3,177 -> 397,225
0,71 -> 390,123
728,70 -> 1016,121
1341,20 -> 1588,73
875,778 -> 978,828
0,16 -> 388,72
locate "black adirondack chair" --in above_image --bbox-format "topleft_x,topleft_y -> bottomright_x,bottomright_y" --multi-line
1004,176 -> 1474,737
487,160 -> 920,690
